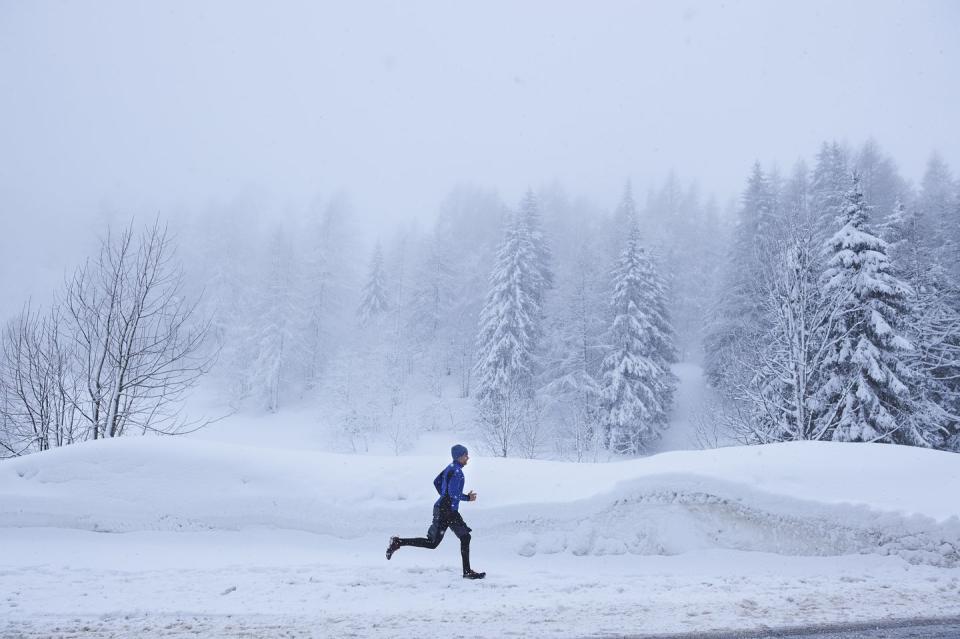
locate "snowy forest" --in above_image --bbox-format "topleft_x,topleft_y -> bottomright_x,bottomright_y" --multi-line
2,139 -> 958,460
6,4 -> 960,637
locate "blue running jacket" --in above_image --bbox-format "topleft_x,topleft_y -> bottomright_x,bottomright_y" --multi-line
433,461 -> 471,511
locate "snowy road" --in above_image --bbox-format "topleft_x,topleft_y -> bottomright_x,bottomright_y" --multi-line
2,528 -> 960,639
641,617 -> 960,638
9,619 -> 960,639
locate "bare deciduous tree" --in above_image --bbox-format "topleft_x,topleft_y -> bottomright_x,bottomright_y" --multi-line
65,220 -> 212,439
719,229 -> 854,444
0,304 -> 81,455
477,388 -> 525,458
1,220 -> 212,457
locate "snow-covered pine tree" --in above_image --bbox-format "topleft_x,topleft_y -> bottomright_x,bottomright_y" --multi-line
519,189 -> 553,309
536,184 -> 607,460
646,173 -> 714,360
301,195 -> 358,391
300,232 -> 331,390
704,162 -> 777,391
610,180 -> 638,254
246,226 -> 304,412
541,244 -> 606,461
906,277 -> 960,450
810,141 -> 849,247
781,160 -> 811,228
598,211 -> 676,455
854,139 -> 906,225
403,187 -> 503,400
183,205 -> 256,402
676,192 -> 727,358
643,255 -> 679,377
648,172 -> 687,253
815,175 -> 938,445
336,239 -> 400,450
918,153 -> 957,273
880,200 -> 926,285
404,232 -> 456,397
357,242 -> 388,326
896,156 -> 960,449
474,211 -> 543,457
380,227 -> 416,408
882,200 -> 960,451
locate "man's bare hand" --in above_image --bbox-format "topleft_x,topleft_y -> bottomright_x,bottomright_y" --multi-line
468,490 -> 477,502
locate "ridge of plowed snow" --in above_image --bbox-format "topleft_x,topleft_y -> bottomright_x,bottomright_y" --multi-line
1,438 -> 958,567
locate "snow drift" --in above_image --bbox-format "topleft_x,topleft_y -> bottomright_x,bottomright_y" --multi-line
1,438 -> 958,567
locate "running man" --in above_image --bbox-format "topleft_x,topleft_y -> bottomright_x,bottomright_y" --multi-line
385,444 -> 485,579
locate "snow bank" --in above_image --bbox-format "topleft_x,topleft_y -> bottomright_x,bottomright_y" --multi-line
1,438 -> 958,566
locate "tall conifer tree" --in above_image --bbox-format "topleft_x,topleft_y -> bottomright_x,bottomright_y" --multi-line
598,200 -> 676,454
474,212 -> 543,456
811,141 -> 849,246
704,162 -> 776,390
358,243 -> 389,326
519,189 -> 553,308
815,176 -> 933,444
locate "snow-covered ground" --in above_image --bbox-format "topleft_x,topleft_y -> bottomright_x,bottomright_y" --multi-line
2,436 -> 959,638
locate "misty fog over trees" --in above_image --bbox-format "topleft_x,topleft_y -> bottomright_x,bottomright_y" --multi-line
4,137 -> 957,459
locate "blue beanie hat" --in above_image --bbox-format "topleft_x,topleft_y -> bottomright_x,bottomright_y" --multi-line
451,444 -> 468,460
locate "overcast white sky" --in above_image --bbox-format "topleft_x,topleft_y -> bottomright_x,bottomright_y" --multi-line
1,0 -> 958,314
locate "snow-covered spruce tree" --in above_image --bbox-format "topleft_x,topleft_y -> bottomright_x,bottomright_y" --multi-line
704,162 -> 778,392
815,175 -> 940,446
883,200 -> 960,451
380,228 -> 416,409
246,226 -> 305,412
609,180 -> 638,255
474,211 -> 543,457
537,184 -> 607,460
542,244 -> 606,461
376,226 -> 436,453
918,153 -> 958,274
186,207 -> 248,357
301,195 -> 358,391
357,242 -> 389,326
881,200 -> 929,286
897,156 -> 960,449
337,240 -> 401,452
907,278 -> 960,451
666,190 -> 727,360
781,160 -> 811,228
405,232 -> 456,397
854,139 -> 906,225
402,187 -> 503,400
644,173 -> 716,360
183,205 -> 262,404
810,141 -> 849,248
598,214 -> 677,455
519,189 -> 553,308
544,255 -> 602,461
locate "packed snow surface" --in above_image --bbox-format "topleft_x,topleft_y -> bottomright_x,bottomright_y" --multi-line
2,438 -> 959,637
